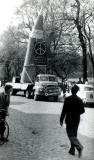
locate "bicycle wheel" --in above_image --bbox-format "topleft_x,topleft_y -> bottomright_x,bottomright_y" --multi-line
3,121 -> 9,139
0,120 -> 9,145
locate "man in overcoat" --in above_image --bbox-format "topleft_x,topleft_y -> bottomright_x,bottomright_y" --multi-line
60,85 -> 85,158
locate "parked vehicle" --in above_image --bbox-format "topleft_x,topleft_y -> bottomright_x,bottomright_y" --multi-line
33,74 -> 61,101
5,74 -> 61,101
5,76 -> 34,98
65,84 -> 94,107
77,84 -> 94,107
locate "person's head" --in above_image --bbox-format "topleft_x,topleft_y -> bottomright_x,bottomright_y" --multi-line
5,85 -> 12,94
71,85 -> 79,95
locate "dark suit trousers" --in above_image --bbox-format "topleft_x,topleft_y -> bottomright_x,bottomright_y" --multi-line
66,121 -> 83,151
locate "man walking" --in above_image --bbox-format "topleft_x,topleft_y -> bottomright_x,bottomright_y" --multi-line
60,85 -> 85,158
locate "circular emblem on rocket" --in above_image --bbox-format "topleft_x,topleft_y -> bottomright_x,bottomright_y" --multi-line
34,41 -> 46,55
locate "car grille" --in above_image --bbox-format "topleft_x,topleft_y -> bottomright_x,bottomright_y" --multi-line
45,85 -> 59,93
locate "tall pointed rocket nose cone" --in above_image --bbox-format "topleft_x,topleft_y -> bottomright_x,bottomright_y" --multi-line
30,10 -> 44,39
34,14 -> 43,30
21,9 -> 45,83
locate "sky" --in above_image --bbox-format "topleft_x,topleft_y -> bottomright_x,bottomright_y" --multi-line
0,0 -> 22,34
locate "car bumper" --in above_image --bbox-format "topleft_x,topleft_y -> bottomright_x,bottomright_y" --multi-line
44,92 -> 60,97
36,90 -> 60,97
85,102 -> 94,108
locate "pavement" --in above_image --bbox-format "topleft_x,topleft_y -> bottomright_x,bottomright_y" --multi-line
0,88 -> 93,160
0,108 -> 93,160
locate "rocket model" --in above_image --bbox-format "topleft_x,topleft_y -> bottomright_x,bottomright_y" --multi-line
21,10 -> 47,83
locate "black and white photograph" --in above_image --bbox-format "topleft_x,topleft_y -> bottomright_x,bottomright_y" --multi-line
0,0 -> 94,159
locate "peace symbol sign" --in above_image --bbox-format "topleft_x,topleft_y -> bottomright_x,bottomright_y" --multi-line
34,42 -> 46,55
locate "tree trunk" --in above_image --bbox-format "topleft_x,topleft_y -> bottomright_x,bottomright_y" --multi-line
91,59 -> 94,77
76,23 -> 87,82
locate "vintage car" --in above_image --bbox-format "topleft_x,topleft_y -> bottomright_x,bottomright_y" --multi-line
77,84 -> 94,107
33,74 -> 61,101
65,84 -> 94,107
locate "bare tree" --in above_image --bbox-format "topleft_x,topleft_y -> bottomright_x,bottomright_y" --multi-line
82,12 -> 94,77
1,0 -> 92,81
0,27 -> 25,80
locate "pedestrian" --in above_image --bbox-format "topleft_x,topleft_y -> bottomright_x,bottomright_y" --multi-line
63,81 -> 67,94
77,77 -> 83,84
60,85 -> 85,158
0,85 -> 12,141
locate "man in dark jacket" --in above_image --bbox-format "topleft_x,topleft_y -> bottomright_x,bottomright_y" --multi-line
0,85 -> 12,141
60,85 -> 85,158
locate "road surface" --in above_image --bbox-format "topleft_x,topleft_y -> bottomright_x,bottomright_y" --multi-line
0,94 -> 93,160
10,95 -> 94,138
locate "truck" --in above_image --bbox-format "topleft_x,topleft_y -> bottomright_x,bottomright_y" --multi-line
5,76 -> 34,98
5,74 -> 61,101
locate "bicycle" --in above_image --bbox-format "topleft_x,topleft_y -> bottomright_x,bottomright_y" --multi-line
0,109 -> 9,145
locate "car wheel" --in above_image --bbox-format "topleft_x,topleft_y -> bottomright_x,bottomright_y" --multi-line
30,90 -> 34,98
34,94 -> 39,101
12,89 -> 17,95
26,90 -> 30,98
34,94 -> 38,101
54,96 -> 58,102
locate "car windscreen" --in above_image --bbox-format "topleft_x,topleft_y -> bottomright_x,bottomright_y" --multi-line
49,76 -> 56,82
39,76 -> 57,82
40,76 -> 49,81
84,87 -> 94,91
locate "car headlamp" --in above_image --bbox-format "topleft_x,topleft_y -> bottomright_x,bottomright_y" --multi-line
39,85 -> 44,91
